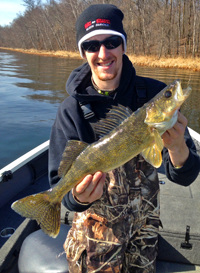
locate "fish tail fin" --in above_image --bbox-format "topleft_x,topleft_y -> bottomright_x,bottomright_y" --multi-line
11,191 -> 61,238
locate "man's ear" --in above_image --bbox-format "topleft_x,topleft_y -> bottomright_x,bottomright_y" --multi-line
82,51 -> 87,59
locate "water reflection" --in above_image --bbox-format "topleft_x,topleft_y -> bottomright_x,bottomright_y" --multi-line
1,52 -> 84,104
0,49 -> 200,168
0,49 -> 84,168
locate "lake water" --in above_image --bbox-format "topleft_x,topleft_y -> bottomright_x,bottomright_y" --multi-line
0,49 -> 200,169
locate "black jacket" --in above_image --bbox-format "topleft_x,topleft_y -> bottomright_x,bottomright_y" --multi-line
49,54 -> 200,212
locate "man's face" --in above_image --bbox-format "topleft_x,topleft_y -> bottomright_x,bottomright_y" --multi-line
83,34 -> 124,89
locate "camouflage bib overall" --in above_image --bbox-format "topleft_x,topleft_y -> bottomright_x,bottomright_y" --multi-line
64,155 -> 160,273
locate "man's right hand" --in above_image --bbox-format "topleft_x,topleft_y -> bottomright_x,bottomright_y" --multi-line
72,171 -> 106,204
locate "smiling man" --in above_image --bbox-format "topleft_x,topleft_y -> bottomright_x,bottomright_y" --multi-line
48,4 -> 200,273
82,34 -> 124,89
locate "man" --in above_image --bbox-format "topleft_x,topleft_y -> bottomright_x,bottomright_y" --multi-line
49,4 -> 200,272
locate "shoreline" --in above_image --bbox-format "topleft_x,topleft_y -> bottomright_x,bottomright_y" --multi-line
1,47 -> 200,72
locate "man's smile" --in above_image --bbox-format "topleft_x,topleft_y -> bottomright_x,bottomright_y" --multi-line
97,61 -> 114,67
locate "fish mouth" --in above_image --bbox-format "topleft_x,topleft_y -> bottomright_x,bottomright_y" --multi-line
173,79 -> 192,102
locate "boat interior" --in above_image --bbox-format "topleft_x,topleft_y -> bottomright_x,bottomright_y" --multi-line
0,129 -> 200,273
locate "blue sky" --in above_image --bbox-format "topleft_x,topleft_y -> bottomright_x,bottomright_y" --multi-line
0,0 -> 26,26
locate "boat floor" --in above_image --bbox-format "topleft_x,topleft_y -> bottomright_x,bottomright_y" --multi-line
156,260 -> 200,272
156,138 -> 200,272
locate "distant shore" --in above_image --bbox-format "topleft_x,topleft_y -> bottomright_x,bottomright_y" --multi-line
1,47 -> 200,72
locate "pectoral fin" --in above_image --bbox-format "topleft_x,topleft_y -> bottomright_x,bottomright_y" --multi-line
141,128 -> 164,168
58,140 -> 88,177
152,128 -> 164,151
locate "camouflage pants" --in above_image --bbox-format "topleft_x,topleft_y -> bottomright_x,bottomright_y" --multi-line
64,156 -> 160,273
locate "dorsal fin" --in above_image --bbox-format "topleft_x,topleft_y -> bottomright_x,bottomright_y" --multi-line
94,104 -> 132,138
58,140 -> 88,178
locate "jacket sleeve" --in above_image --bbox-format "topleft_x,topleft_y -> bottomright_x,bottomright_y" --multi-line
48,99 -> 93,212
162,127 -> 200,186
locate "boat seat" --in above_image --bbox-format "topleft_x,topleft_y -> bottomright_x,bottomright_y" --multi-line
18,224 -> 70,273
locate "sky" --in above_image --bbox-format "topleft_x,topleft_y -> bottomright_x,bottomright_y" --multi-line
0,0 -> 26,27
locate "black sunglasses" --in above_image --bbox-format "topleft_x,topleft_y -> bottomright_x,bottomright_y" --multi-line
82,36 -> 123,53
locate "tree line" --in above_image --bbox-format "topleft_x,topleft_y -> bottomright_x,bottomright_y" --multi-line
0,0 -> 200,58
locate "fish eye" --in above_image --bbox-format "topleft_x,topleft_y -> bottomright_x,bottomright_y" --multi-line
165,90 -> 172,98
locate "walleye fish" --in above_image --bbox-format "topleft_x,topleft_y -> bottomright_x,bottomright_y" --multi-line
11,79 -> 191,238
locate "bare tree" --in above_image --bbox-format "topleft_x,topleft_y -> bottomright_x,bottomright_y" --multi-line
192,0 -> 197,57
0,0 -> 199,58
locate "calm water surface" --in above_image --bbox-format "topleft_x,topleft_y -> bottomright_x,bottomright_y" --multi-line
0,49 -> 200,169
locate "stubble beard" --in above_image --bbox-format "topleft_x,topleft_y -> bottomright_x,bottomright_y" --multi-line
94,68 -> 118,82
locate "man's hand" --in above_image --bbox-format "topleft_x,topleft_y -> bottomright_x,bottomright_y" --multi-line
72,171 -> 106,204
162,111 -> 189,168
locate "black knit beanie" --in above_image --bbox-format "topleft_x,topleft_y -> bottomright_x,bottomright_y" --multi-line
76,4 -> 127,58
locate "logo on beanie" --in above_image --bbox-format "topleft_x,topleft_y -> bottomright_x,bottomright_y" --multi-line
85,19 -> 111,31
